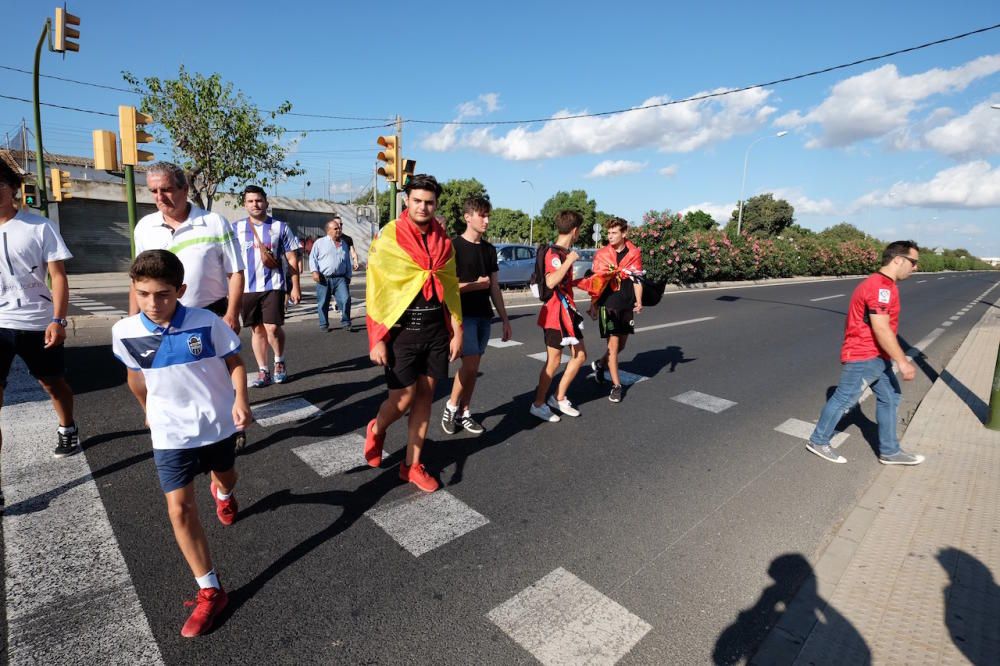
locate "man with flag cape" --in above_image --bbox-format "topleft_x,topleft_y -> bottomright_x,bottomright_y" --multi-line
363,174 -> 462,493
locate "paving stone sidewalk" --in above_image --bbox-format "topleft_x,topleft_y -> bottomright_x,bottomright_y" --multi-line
754,299 -> 1000,665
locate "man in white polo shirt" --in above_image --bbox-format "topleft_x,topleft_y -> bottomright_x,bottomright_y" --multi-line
129,162 -> 245,332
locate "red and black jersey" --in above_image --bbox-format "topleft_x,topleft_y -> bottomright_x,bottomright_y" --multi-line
841,272 -> 899,362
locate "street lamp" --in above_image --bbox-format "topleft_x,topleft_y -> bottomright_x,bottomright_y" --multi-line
737,130 -> 788,236
521,179 -> 535,245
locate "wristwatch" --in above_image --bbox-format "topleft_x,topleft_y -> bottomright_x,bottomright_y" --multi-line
52,317 -> 68,327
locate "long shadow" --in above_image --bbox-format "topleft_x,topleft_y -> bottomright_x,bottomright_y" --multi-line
825,386 -> 881,458
287,353 -> 371,382
63,344 -> 128,395
714,294 -> 846,317
716,553 -> 869,665
937,547 -> 1000,665
900,335 -> 990,424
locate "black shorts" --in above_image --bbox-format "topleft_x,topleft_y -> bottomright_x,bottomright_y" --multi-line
543,323 -> 584,350
598,307 -> 635,338
385,329 -> 450,389
205,297 -> 228,317
242,290 -> 285,326
152,434 -> 238,493
0,328 -> 65,387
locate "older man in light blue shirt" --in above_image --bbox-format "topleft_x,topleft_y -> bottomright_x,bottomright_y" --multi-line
309,217 -> 354,330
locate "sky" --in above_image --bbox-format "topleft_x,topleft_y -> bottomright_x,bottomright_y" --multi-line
2,0 -> 999,256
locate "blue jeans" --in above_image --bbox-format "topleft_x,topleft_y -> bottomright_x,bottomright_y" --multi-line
810,358 -> 901,456
316,276 -> 351,328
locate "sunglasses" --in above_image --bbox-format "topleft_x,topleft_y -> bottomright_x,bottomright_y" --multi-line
897,255 -> 918,267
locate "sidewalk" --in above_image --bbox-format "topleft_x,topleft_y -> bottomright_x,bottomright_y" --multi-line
753,293 -> 1000,663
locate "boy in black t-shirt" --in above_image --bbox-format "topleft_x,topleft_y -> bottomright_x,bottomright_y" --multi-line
441,197 -> 512,435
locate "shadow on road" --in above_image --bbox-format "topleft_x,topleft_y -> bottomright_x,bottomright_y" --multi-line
938,547 -> 1000,665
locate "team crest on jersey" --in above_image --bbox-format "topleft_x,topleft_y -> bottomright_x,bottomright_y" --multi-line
187,334 -> 204,357
551,257 -> 562,269
878,289 -> 891,304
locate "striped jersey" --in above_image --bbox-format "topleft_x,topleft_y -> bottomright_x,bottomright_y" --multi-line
232,217 -> 300,293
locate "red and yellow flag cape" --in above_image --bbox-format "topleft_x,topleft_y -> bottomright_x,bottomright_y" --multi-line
365,210 -> 462,350
577,240 -> 644,300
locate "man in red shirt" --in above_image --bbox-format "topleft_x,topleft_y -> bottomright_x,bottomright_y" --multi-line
807,240 -> 924,465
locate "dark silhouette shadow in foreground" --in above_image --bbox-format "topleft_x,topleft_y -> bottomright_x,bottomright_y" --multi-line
714,553 -> 869,665
938,547 -> 1000,665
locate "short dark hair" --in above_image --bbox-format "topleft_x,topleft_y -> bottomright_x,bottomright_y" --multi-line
403,174 -> 442,198
605,217 -> 627,232
243,185 -> 267,200
463,195 -> 491,216
882,240 -> 920,266
0,161 -> 23,191
554,210 -> 584,235
130,250 -> 185,289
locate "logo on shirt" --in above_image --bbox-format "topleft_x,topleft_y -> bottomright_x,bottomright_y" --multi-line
551,257 -> 562,269
878,289 -> 891,304
139,350 -> 155,358
187,334 -> 204,357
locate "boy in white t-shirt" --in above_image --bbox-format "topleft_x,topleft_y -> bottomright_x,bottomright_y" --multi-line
0,162 -> 80,507
112,250 -> 251,638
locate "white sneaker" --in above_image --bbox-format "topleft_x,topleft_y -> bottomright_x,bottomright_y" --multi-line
547,395 -> 580,417
529,403 -> 561,423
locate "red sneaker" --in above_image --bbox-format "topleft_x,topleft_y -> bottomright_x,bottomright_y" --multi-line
364,419 -> 384,467
399,462 -> 440,493
181,587 -> 228,637
210,482 -> 238,526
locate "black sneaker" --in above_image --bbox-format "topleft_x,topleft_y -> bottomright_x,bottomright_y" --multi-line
609,384 -> 623,403
591,359 -> 606,384
457,414 -> 485,435
441,406 -> 458,435
53,425 -> 81,458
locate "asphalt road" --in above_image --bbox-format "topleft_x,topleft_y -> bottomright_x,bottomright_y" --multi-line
4,271 -> 997,664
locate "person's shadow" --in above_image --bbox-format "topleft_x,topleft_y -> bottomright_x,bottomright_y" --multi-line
714,553 -> 869,665
938,547 -> 1000,664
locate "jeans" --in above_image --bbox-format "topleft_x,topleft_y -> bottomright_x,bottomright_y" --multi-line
316,276 -> 351,328
810,357 -> 901,456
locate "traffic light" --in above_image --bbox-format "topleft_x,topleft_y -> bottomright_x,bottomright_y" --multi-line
400,159 -> 416,189
53,6 -> 81,53
119,105 -> 154,165
92,129 -> 119,171
20,182 -> 38,208
50,168 -> 72,202
376,135 -> 400,184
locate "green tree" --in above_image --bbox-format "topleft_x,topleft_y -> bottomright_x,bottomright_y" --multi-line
123,65 -> 303,210
437,178 -> 488,234
488,207 -> 531,242
683,209 -> 718,232
539,190 -> 598,246
727,193 -> 795,236
819,222 -> 874,243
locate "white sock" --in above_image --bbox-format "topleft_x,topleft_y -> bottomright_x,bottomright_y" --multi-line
215,486 -> 232,501
462,409 -> 472,418
445,402 -> 458,413
274,356 -> 284,363
57,423 -> 76,434
195,569 -> 220,590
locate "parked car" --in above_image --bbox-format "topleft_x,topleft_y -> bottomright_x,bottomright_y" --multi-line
496,243 -> 536,287
573,248 -> 596,277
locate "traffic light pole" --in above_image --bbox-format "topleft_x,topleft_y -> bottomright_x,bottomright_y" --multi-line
32,20 -> 51,217
125,164 -> 138,259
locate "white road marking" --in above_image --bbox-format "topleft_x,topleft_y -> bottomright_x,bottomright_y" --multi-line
809,294 -> 844,302
775,417 -> 850,448
634,316 -> 716,333
2,361 -> 164,664
942,321 -> 953,327
907,327 -> 946,357
487,567 -> 651,666
588,369 -> 648,386
916,280 -> 927,283
528,352 -> 572,364
949,315 -> 961,321
253,397 -> 323,427
671,390 -> 737,413
293,434 -> 375,476
366,490 -> 489,557
488,338 -> 523,348
937,277 -> 946,280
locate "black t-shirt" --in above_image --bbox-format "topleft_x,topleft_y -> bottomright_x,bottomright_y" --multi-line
598,247 -> 636,311
453,235 -> 499,319
392,233 -> 445,345
342,234 -> 354,248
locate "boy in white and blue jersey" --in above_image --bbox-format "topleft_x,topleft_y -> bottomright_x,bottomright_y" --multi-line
112,250 -> 251,638
232,186 -> 300,387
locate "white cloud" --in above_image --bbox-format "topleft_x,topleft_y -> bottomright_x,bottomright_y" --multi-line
658,164 -> 679,178
423,93 -> 503,151
680,202 -> 735,224
855,160 -> 1000,209
776,55 -> 1000,148
585,159 -> 646,178
421,88 -> 777,159
923,99 -> 1000,159
329,181 -> 355,196
770,188 -> 837,215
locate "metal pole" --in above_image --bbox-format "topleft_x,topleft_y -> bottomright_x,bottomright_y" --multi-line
125,164 -> 138,259
737,137 -> 760,237
390,114 -> 402,221
521,179 -> 535,244
987,342 -> 1000,430
32,20 -> 51,217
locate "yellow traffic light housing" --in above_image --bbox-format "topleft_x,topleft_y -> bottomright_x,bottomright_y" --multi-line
20,183 -> 39,208
92,130 -> 119,171
376,135 -> 400,184
119,105 -> 154,165
50,168 -> 72,202
400,159 -> 416,189
54,7 -> 81,53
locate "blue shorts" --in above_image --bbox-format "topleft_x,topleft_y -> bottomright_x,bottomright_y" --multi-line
461,316 -> 492,357
153,434 -> 238,493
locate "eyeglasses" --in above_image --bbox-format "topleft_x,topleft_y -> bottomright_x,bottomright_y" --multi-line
896,255 -> 918,267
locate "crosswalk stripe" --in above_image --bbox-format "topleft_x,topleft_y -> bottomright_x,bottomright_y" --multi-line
293,434 -> 375,476
671,390 -> 737,413
1,361 -> 164,664
366,490 -> 489,557
488,338 -> 523,348
589,369 -> 648,386
253,397 -> 323,427
775,417 -> 849,448
527,351 -> 571,364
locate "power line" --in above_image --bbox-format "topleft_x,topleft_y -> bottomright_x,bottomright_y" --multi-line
0,93 -> 117,117
0,64 -> 137,93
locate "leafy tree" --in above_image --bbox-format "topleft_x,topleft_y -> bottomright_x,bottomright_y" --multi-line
437,178 -> 488,234
488,207 -> 531,242
782,223 -> 816,239
683,209 -> 718,231
123,66 -> 303,210
538,190 -> 598,247
727,193 -> 795,237
819,222 -> 874,243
